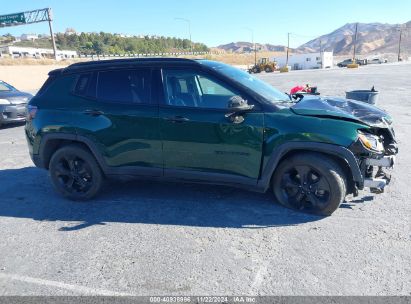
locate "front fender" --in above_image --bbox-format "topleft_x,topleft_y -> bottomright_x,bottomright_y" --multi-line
257,142 -> 363,192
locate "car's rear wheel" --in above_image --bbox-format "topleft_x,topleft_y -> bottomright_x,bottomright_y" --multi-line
272,153 -> 346,215
49,144 -> 104,200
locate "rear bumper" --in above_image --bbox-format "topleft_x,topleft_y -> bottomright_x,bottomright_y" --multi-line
29,152 -> 44,168
0,104 -> 26,125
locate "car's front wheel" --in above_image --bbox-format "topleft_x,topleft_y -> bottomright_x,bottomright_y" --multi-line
49,144 -> 104,200
272,153 -> 346,215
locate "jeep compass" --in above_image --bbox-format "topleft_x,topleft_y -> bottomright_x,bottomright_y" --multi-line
25,58 -> 398,215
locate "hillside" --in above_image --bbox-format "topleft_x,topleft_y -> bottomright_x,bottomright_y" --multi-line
217,21 -> 410,57
217,42 -> 289,53
298,21 -> 411,55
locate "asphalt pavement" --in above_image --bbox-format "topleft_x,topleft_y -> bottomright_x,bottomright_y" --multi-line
0,63 -> 410,296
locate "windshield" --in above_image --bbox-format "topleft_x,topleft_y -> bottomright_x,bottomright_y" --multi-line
199,60 -> 290,104
0,81 -> 16,92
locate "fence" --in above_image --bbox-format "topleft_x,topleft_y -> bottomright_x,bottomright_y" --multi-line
78,51 -> 227,60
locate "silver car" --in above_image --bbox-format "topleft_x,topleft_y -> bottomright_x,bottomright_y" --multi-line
0,80 -> 33,127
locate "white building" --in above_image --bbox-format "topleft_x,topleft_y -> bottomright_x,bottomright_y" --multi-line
0,46 -> 77,59
271,51 -> 334,70
20,34 -> 39,41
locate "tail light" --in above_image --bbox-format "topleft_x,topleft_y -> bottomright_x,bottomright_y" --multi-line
27,105 -> 38,120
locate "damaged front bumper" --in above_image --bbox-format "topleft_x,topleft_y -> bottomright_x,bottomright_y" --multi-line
349,122 -> 398,194
363,155 -> 395,193
365,155 -> 395,167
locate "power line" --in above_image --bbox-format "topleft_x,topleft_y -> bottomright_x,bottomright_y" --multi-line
286,32 -> 324,49
286,32 -> 290,66
288,32 -> 320,40
397,24 -> 411,62
174,17 -> 192,52
243,27 -> 256,66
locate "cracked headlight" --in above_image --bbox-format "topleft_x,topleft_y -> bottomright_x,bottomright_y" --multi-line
0,98 -> 11,105
358,131 -> 384,152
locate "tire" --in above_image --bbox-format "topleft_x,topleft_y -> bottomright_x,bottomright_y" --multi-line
252,67 -> 259,73
272,153 -> 346,216
265,67 -> 272,73
49,144 -> 104,200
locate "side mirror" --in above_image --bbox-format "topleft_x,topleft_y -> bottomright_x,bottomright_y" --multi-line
225,96 -> 254,123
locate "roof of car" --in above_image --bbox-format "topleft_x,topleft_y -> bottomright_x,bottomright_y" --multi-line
62,57 -> 202,74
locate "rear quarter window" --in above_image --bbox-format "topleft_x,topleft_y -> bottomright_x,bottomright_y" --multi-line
72,73 -> 96,98
36,75 -> 57,96
32,74 -> 78,104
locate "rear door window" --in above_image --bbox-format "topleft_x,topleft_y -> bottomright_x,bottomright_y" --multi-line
97,69 -> 151,104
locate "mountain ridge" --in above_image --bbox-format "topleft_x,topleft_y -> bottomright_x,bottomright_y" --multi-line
216,21 -> 411,56
297,21 -> 411,55
216,41 -> 289,53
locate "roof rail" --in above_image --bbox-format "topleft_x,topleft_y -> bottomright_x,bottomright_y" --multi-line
64,57 -> 198,72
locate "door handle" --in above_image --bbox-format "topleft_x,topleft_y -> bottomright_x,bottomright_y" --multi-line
164,116 -> 190,123
83,109 -> 104,116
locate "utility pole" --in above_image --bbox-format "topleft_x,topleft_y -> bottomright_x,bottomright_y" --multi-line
175,18 -> 192,53
254,40 -> 257,66
398,26 -> 403,62
286,32 -> 290,67
352,23 -> 358,62
319,39 -> 323,69
244,28 -> 256,66
47,8 -> 57,60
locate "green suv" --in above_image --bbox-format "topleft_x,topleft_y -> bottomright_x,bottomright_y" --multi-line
25,58 -> 397,215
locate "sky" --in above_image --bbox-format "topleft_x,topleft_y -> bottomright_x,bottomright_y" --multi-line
1,0 -> 410,48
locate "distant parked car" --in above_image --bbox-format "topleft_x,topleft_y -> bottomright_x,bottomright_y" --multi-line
0,80 -> 33,127
368,58 -> 384,64
337,58 -> 368,67
337,59 -> 354,67
356,59 -> 368,66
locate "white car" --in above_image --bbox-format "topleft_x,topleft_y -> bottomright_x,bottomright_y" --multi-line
369,58 -> 385,64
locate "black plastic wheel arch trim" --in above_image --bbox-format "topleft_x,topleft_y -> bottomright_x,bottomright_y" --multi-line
257,142 -> 364,191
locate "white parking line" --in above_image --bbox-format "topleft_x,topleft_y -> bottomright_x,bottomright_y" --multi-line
249,262 -> 269,294
0,272 -> 134,296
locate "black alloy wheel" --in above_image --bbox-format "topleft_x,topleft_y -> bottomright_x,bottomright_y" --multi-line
49,144 -> 104,200
273,153 -> 346,215
55,155 -> 93,193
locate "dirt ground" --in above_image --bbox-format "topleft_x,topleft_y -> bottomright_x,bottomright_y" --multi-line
0,65 -> 67,92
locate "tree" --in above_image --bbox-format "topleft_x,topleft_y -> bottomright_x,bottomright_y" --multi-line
13,31 -> 210,55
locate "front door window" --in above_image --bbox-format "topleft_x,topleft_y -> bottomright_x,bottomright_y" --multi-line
162,69 -> 241,109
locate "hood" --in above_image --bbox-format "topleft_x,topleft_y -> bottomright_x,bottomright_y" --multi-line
291,96 -> 391,127
0,91 -> 33,104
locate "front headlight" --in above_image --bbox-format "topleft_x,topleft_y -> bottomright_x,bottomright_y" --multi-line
358,131 -> 384,152
0,98 -> 11,105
